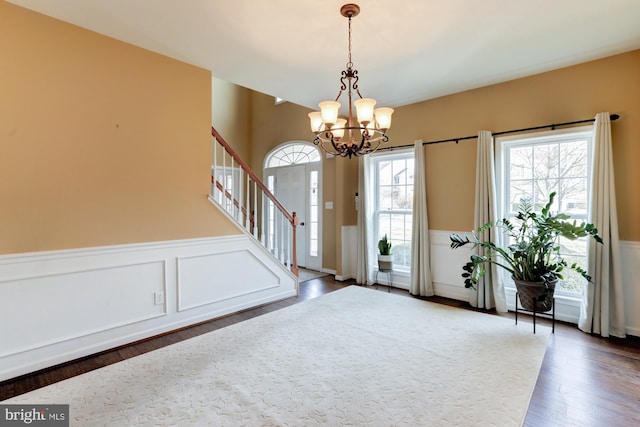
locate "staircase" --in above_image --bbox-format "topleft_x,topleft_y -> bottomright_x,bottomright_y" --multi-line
210,127 -> 299,277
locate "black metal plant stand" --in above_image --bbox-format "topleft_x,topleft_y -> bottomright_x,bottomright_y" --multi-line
514,292 -> 555,334
375,268 -> 393,292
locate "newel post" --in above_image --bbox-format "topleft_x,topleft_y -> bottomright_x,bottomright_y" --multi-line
291,212 -> 299,277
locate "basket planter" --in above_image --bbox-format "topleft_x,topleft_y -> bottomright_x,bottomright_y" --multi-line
377,255 -> 393,271
513,277 -> 557,312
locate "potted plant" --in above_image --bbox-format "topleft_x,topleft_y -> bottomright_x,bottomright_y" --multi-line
449,192 -> 603,311
377,234 -> 393,271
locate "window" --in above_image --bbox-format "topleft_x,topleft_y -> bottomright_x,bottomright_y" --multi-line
371,151 -> 414,271
309,170 -> 319,257
266,143 -> 321,168
496,127 -> 593,294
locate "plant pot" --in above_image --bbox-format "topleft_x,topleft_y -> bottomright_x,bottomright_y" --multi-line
513,277 -> 557,312
378,254 -> 393,271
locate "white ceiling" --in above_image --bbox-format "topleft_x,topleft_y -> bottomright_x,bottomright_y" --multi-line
9,0 -> 640,110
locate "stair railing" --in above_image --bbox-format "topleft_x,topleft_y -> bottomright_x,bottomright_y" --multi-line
210,127 -> 298,277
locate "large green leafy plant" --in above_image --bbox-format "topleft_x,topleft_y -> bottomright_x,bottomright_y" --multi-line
450,192 -> 603,290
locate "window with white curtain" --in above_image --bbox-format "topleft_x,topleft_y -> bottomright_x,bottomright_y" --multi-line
371,151 -> 414,271
495,126 -> 593,295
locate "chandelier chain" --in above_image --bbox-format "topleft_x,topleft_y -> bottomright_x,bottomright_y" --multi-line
347,16 -> 353,69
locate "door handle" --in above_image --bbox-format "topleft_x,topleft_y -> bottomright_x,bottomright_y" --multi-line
300,222 -> 305,226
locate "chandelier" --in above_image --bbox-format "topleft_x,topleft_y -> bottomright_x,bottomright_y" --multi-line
308,3 -> 394,159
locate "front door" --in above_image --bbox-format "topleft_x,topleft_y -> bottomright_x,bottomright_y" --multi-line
275,165 -> 306,268
265,163 -> 322,271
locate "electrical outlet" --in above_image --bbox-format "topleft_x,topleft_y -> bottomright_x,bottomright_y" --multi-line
154,291 -> 164,305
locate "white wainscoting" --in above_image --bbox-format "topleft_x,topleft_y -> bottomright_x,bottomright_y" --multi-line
336,228 -> 470,299
428,231 -> 474,301
426,231 -> 640,335
338,228 -> 640,336
0,236 -> 297,382
336,225 -> 357,281
621,240 -> 640,337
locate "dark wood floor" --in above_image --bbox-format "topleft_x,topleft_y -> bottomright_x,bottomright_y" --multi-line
2,276 -> 639,426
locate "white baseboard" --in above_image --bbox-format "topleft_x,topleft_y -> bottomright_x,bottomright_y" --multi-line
433,281 -> 470,301
0,236 -> 297,381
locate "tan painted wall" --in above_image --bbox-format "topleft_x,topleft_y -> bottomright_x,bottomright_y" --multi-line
243,49 -> 640,275
336,156 -> 358,275
0,2 -> 238,255
249,92 -> 341,271
388,49 -> 640,240
211,77 -> 252,161
209,84 -> 349,273
2,4 -> 635,268
249,92 -> 313,170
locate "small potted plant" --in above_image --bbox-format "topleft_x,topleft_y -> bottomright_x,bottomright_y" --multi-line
378,234 -> 393,271
449,192 -> 603,311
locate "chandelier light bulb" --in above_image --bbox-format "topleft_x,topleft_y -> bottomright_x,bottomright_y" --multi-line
319,101 -> 341,126
374,107 -> 394,131
333,118 -> 347,140
354,98 -> 376,125
308,111 -> 323,132
362,119 -> 376,136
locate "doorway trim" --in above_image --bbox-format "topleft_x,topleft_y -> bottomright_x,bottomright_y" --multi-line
264,141 -> 322,271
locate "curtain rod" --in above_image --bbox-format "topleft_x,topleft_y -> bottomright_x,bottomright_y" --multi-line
379,113 -> 620,151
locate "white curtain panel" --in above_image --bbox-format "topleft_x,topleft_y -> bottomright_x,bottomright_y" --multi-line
579,112 -> 626,338
473,131 -> 507,312
410,140 -> 434,296
356,156 -> 372,285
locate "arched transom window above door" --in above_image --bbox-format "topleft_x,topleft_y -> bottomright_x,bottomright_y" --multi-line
265,143 -> 321,168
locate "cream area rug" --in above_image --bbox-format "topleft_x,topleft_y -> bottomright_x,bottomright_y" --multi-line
7,286 -> 550,426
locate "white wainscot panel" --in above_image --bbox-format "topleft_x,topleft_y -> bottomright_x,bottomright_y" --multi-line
621,241 -> 640,337
177,250 -> 279,311
429,230 -> 472,301
337,225 -> 357,281
0,236 -> 297,381
432,232 -> 640,336
0,261 -> 166,358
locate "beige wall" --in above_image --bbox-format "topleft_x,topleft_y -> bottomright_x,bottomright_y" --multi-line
248,92 -> 312,170
248,92 -> 346,272
211,77 -> 252,161
245,93 -> 361,274
15,0 -> 632,269
241,49 -> 640,275
209,83 -> 351,273
0,2 -> 238,255
388,49 -> 640,240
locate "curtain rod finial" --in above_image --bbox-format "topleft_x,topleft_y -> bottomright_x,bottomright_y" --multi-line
611,113 -> 620,121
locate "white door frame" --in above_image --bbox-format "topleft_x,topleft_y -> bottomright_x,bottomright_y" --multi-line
264,142 -> 323,271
